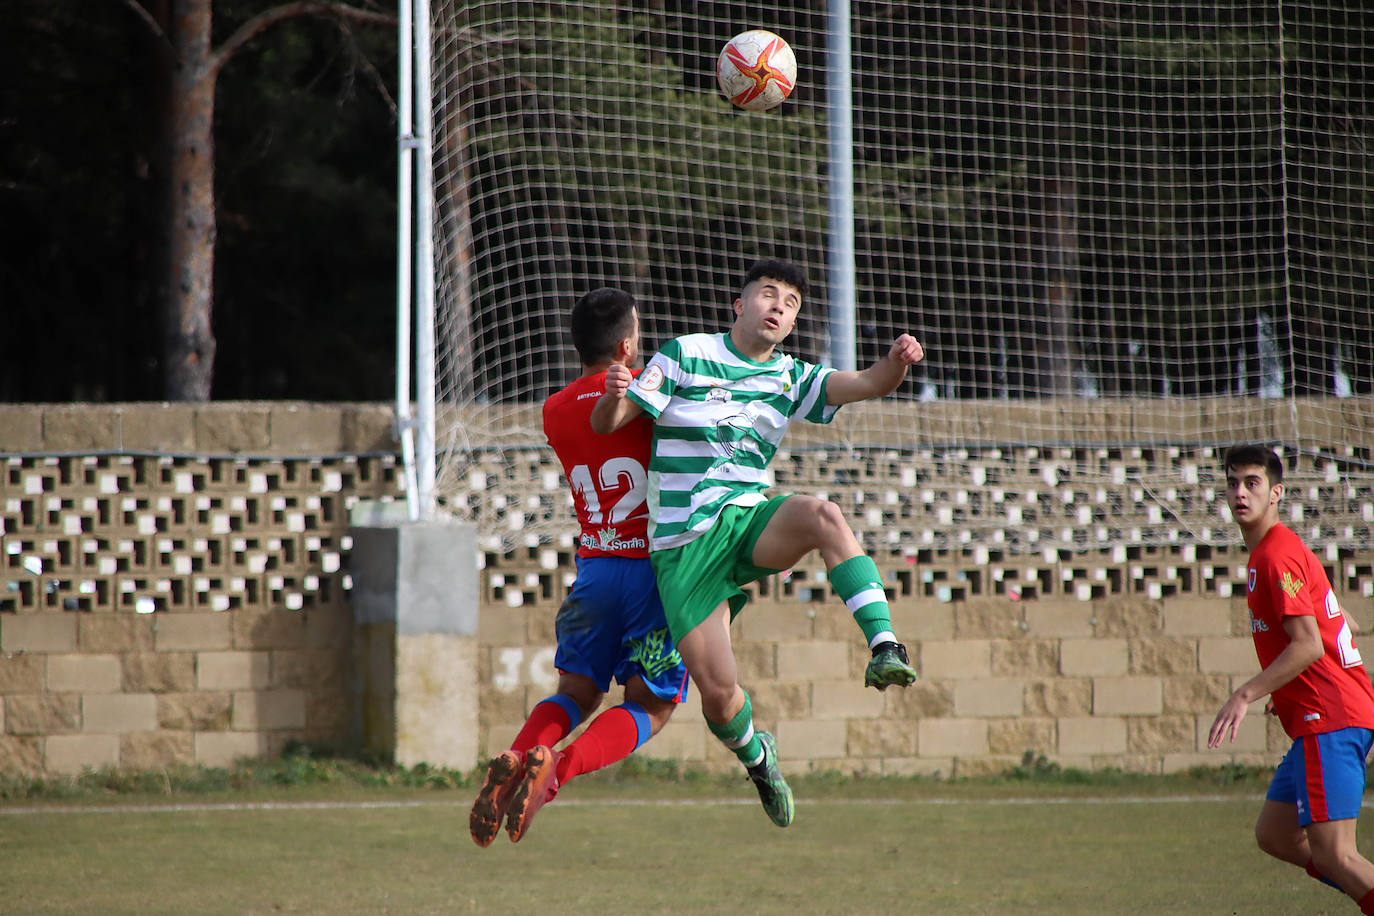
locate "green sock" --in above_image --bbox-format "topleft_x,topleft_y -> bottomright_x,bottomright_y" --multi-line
706,690 -> 764,767
829,555 -> 894,648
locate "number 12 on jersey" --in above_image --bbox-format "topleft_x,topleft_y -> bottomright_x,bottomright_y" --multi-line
568,458 -> 647,524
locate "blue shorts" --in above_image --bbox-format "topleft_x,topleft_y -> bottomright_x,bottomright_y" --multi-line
554,556 -> 688,704
1267,726 -> 1374,825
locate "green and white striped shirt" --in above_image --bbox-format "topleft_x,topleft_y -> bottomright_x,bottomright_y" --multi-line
627,332 -> 838,550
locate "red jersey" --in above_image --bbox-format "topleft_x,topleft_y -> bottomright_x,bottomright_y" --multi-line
1246,523 -> 1374,738
543,369 -> 653,559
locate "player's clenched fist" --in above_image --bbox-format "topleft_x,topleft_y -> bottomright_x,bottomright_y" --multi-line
889,334 -> 924,365
604,363 -> 633,398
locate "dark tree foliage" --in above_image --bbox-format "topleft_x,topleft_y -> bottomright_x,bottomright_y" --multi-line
0,0 -> 397,403
0,4 -> 164,401
435,2 -> 1371,402
212,1 -> 398,400
1,1 -> 1368,403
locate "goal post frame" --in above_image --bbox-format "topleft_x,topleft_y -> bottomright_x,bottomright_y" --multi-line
397,0 -> 437,522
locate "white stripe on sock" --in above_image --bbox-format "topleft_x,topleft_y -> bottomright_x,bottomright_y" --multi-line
723,721 -> 755,750
845,586 -> 887,613
867,630 -> 896,649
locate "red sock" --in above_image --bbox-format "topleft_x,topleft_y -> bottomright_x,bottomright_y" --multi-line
555,705 -> 641,785
509,698 -> 574,756
1358,886 -> 1374,915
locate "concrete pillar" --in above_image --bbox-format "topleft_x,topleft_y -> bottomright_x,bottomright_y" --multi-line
349,517 -> 479,769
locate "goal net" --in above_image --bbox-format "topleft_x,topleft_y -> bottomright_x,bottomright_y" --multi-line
427,1 -> 1372,556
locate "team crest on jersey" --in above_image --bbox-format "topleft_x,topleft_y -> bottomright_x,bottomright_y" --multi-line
1279,571 -> 1304,598
636,365 -> 665,392
1247,568 -> 1257,592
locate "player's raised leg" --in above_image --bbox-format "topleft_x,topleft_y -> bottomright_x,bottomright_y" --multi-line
750,494 -> 916,690
555,677 -> 677,787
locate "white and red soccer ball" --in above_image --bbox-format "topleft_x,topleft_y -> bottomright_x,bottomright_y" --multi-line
716,30 -> 797,112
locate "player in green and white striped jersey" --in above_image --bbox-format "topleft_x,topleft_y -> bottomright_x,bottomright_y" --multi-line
591,259 -> 923,827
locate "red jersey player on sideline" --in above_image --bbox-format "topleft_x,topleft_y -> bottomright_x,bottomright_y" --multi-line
468,288 -> 687,847
1209,444 -> 1374,912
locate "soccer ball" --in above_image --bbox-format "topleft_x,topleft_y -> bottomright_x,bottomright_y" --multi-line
716,30 -> 797,112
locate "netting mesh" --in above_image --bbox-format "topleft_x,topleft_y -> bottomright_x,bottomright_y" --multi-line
428,2 -> 1373,549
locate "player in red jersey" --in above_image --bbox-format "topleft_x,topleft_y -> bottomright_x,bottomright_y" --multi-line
1209,444 -> 1374,912
469,288 -> 687,846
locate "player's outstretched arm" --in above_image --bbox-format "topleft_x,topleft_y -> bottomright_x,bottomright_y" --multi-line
1207,614 -> 1323,747
825,334 -> 924,406
590,363 -> 645,434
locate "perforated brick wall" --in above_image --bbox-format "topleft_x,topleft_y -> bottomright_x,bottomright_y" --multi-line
472,432 -> 1374,778
0,404 -> 402,774
3,401 -> 1373,778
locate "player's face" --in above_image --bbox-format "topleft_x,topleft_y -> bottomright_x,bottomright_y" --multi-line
733,276 -> 802,352
1224,463 -> 1282,526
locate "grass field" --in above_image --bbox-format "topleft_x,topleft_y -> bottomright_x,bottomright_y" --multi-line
0,763 -> 1364,916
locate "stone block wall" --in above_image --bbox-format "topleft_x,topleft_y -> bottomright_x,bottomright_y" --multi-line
478,581 -> 1333,778
0,403 -> 402,774
467,411 -> 1374,778
3,401 -> 1373,779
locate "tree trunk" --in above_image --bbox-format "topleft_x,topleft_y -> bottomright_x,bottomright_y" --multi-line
1038,6 -> 1083,399
162,0 -> 218,401
147,0 -> 395,402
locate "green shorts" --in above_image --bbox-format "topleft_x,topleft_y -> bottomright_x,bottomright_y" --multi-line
649,495 -> 790,641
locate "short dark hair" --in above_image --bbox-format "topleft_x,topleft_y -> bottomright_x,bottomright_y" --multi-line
1223,444 -> 1284,485
570,288 -> 637,366
744,259 -> 808,299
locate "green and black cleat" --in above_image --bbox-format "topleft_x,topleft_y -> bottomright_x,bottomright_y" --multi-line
745,731 -> 795,828
864,641 -> 917,690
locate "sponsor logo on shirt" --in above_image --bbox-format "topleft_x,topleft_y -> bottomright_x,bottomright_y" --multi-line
707,386 -> 732,403
714,405 -> 759,460
1279,571 -> 1304,599
1251,617 -> 1269,633
580,528 -> 646,552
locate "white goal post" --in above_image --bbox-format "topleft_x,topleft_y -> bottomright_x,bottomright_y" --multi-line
397,0 -> 436,520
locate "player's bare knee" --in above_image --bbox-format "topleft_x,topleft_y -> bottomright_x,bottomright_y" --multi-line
558,674 -> 604,720
1308,837 -> 1363,880
625,683 -> 677,734
1256,820 -> 1307,861
644,702 -> 676,735
792,496 -> 848,543
816,498 -> 848,534
1254,827 -> 1290,859
697,683 -> 738,721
